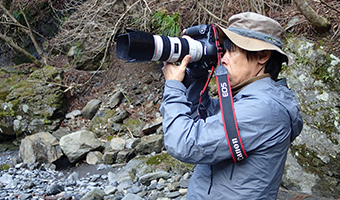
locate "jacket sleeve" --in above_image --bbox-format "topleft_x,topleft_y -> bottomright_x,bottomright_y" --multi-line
160,80 -> 293,165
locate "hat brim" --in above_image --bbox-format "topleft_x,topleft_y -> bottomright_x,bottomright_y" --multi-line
218,26 -> 293,66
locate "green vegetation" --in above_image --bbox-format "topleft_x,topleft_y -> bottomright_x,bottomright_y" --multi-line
146,153 -> 193,174
150,10 -> 180,36
0,164 -> 10,171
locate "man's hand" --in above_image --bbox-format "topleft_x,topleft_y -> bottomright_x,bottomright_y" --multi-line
162,55 -> 191,82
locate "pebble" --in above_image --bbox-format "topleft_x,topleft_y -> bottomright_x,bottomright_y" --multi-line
0,162 -> 189,200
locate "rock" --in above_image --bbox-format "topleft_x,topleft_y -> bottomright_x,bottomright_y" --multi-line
0,66 -> 66,139
125,118 -> 143,137
65,171 -> 79,186
111,109 -> 129,123
86,151 -> 103,165
19,132 -> 63,164
116,150 -> 135,164
89,109 -> 117,137
121,193 -> 142,200
105,91 -> 124,109
59,130 -> 104,163
102,151 -> 118,164
0,173 -> 14,187
45,182 -> 64,195
142,116 -> 163,135
82,99 -> 102,119
67,46 -> 79,57
18,193 -> 32,200
52,127 -> 71,140
104,186 -> 117,195
126,185 -> 142,194
80,187 -> 105,200
134,134 -> 164,155
165,191 -> 181,198
65,110 -> 82,119
139,171 -> 171,186
125,138 -> 141,149
281,37 -> 340,198
110,138 -> 126,151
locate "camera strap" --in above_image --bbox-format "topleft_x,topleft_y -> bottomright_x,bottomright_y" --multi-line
197,25 -> 247,162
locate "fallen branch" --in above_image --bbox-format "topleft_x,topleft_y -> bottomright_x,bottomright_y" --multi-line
0,33 -> 42,66
0,1 -> 47,66
293,0 -> 331,33
19,3 -> 48,65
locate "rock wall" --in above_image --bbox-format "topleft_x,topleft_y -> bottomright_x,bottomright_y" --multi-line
281,37 -> 340,198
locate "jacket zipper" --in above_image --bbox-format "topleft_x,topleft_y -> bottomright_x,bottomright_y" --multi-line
208,165 -> 213,194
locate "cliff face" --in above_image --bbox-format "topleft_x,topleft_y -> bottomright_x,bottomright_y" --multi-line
281,37 -> 340,198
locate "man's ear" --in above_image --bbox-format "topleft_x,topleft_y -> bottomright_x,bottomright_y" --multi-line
258,50 -> 271,65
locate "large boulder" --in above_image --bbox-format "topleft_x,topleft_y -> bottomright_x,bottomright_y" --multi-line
281,37 -> 340,198
0,66 -> 66,139
19,132 -> 63,164
59,130 -> 105,163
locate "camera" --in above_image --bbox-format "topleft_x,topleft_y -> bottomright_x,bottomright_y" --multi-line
116,24 -> 218,69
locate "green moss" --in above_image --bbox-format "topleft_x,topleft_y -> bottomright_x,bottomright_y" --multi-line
319,111 -> 339,145
291,144 -> 340,183
28,65 -> 63,82
125,118 -> 143,137
291,144 -> 324,175
106,135 -> 113,141
0,74 -> 24,101
0,164 -> 10,171
146,153 -> 193,174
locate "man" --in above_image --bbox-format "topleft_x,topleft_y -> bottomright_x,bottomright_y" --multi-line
160,12 -> 303,199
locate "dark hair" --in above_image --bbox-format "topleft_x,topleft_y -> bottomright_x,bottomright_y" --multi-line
264,51 -> 283,80
223,37 -> 282,80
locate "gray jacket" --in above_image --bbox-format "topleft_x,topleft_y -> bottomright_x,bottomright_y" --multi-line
160,68 -> 303,200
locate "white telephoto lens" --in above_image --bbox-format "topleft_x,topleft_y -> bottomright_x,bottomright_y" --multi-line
187,38 -> 203,62
151,35 -> 164,61
166,37 -> 182,63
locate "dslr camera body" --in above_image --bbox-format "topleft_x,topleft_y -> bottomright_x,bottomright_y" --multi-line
116,24 -> 219,70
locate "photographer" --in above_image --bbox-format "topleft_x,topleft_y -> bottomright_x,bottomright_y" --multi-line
160,12 -> 303,199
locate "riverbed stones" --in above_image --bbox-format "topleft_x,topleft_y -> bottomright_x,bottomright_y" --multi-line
59,130 -> 104,163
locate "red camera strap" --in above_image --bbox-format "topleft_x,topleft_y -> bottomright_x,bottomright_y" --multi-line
198,25 -> 247,162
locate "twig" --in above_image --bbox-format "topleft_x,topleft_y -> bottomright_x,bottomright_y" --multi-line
320,0 -> 340,13
82,0 -> 142,94
143,0 -> 152,13
331,24 -> 339,40
194,0 -> 228,24
126,127 -> 135,139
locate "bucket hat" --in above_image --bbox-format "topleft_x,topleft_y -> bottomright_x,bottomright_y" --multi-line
218,12 -> 293,65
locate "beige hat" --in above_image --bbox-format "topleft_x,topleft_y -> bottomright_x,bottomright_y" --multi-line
218,12 -> 293,65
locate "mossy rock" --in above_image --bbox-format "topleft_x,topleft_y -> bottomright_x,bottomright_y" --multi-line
145,152 -> 193,175
0,74 -> 24,102
125,118 -> 143,137
28,65 -> 63,83
89,109 -> 116,136
0,66 -> 66,139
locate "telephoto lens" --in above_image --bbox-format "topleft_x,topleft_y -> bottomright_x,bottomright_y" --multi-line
116,24 -> 218,70
116,30 -> 203,63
